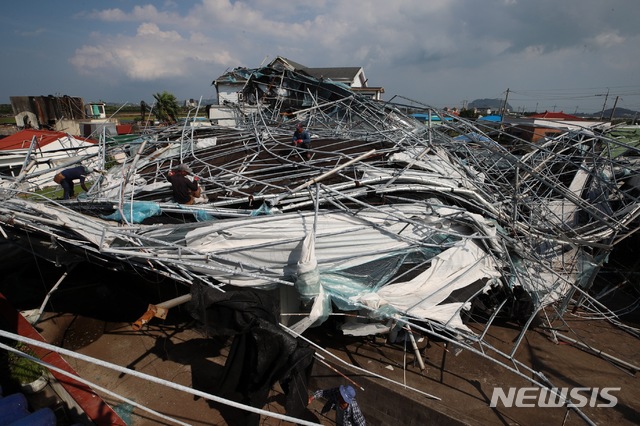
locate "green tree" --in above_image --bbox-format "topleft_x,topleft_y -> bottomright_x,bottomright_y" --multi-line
458,108 -> 478,119
152,91 -> 179,124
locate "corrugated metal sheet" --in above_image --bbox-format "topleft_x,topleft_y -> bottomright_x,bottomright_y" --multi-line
10,96 -> 86,127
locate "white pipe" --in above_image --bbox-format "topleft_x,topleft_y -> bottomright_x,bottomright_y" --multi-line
406,325 -> 426,371
0,340 -> 190,426
281,322 -> 441,401
0,330 -> 321,426
270,149 -> 376,205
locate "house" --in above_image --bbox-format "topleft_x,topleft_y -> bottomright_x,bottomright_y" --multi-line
213,57 -> 383,104
208,56 -> 384,126
503,111 -> 610,143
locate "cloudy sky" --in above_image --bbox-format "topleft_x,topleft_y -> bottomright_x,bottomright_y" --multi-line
2,0 -> 639,114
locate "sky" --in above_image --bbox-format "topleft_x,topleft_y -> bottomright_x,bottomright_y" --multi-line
2,0 -> 639,115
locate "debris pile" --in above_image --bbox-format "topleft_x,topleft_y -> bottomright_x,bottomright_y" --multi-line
1,66 -> 639,423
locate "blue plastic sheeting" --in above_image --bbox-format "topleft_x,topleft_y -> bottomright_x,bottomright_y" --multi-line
478,114 -> 502,122
0,392 -> 56,426
102,201 -> 162,224
250,204 -> 274,216
192,208 -> 214,222
411,113 -> 453,122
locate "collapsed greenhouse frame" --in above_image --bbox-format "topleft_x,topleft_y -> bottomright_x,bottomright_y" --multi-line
1,66 -> 639,424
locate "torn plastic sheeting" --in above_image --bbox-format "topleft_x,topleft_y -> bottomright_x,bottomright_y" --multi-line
102,201 -> 162,224
289,286 -> 331,335
340,320 -> 391,337
355,240 -> 500,331
295,231 -> 320,300
176,207 -> 431,286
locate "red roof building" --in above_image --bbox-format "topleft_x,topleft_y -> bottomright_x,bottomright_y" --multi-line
528,111 -> 583,120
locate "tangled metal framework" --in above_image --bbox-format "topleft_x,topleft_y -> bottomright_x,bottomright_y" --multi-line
1,69 -> 640,423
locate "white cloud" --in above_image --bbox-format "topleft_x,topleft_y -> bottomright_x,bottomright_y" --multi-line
83,5 -> 180,25
136,23 -> 181,41
70,23 -> 238,81
590,32 -> 625,48
59,0 -> 640,108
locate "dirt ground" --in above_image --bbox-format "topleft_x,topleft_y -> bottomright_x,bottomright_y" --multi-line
1,259 -> 638,425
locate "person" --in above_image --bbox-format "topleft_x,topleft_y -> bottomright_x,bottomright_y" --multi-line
167,163 -> 202,205
308,385 -> 366,426
54,165 -> 94,200
292,122 -> 312,160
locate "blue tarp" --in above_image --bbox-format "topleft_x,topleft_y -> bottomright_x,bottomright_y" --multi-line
411,113 -> 453,122
102,201 -> 162,224
478,115 -> 502,122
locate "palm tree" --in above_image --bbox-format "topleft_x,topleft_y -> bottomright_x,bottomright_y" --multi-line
152,91 -> 180,125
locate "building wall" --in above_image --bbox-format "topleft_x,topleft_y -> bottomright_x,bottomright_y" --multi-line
216,83 -> 243,104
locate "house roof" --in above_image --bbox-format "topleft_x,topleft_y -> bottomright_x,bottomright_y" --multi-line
529,111 -> 583,120
0,129 -> 95,151
269,57 -> 363,84
214,57 -> 365,86
212,68 -> 255,86
302,67 -> 362,83
270,57 -> 308,71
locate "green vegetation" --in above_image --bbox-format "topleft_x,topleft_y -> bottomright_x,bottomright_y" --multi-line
0,103 -> 14,124
458,108 -> 479,119
19,180 -> 98,202
152,91 -> 180,124
0,104 -> 12,115
6,342 -> 45,385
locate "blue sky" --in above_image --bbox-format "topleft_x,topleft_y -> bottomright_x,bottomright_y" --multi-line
2,0 -> 639,114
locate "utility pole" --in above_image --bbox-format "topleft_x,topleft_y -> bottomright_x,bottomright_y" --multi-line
501,88 -> 510,117
598,88 -> 609,120
609,96 -> 620,121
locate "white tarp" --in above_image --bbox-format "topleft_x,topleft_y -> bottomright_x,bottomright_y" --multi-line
356,239 -> 501,331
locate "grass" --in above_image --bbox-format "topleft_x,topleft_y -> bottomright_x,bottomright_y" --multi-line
18,179 -> 98,202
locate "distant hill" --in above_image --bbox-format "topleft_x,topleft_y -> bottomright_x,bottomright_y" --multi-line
468,98 -> 512,112
579,107 -> 639,120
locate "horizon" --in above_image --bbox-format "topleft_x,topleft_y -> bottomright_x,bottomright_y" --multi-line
1,1 -> 639,115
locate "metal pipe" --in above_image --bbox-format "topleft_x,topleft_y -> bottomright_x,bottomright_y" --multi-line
555,332 -> 640,372
270,149 -> 376,205
132,294 -> 193,331
406,325 -> 426,371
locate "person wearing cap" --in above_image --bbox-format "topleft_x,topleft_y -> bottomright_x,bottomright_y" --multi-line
54,165 -> 94,200
308,385 -> 366,425
166,163 -> 202,205
292,122 -> 312,160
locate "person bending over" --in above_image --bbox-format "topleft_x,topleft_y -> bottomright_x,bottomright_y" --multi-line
292,122 -> 312,160
167,163 -> 201,205
54,165 -> 94,200
309,385 -> 366,426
